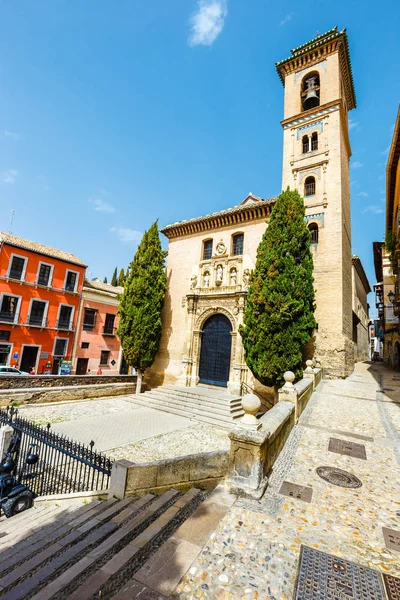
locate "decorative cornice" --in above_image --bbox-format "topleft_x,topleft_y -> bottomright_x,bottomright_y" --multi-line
161,197 -> 276,239
352,256 -> 372,294
281,100 -> 340,129
276,27 -> 356,111
386,106 -> 400,235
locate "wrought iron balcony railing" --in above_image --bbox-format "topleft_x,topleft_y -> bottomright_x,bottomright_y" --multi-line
102,326 -> 117,336
27,315 -> 48,327
56,319 -> 74,331
0,311 -> 19,324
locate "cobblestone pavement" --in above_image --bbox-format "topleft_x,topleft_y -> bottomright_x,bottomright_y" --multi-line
19,397 -> 193,452
172,362 -> 400,599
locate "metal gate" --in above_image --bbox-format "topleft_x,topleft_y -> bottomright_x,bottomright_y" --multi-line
199,313 -> 232,386
0,407 -> 113,496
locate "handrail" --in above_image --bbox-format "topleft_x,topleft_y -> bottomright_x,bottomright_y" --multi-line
240,381 -> 274,410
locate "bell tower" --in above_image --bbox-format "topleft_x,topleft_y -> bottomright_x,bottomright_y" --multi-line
276,27 -> 356,377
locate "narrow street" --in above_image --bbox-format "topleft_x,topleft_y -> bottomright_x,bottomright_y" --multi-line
172,362 -> 400,599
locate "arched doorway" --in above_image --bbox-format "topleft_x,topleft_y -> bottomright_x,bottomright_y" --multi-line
199,314 -> 232,387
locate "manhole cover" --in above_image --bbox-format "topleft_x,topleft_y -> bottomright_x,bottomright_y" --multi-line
316,466 -> 362,488
328,437 -> 367,460
293,546 -> 385,599
384,574 -> 400,600
279,481 -> 313,503
383,527 -> 400,553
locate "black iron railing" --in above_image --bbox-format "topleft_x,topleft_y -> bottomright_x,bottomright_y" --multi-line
240,382 -> 274,410
56,319 -> 74,331
0,311 -> 18,324
0,407 -> 113,496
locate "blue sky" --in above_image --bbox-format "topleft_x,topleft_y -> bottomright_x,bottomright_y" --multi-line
0,1 -> 399,312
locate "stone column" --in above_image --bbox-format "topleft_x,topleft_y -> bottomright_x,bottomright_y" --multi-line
179,294 -> 198,386
0,425 -> 14,458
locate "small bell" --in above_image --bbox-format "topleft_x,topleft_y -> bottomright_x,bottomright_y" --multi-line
303,89 -> 319,110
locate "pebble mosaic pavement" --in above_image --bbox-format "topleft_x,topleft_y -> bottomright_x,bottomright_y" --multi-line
171,362 -> 400,599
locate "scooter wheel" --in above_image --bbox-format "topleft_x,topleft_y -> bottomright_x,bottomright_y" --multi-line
2,491 -> 34,518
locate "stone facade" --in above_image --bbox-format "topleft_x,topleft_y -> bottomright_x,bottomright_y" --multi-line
351,257 -> 371,360
148,28 -> 358,390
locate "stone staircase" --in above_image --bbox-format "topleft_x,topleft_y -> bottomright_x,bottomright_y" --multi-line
128,384 -> 244,428
0,486 -> 235,598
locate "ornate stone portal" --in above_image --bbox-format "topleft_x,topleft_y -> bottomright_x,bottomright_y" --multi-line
180,252 -> 249,395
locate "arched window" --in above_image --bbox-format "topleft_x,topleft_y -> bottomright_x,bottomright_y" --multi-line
203,239 -> 213,260
304,176 -> 316,197
308,222 -> 319,244
232,233 -> 244,256
311,132 -> 318,151
302,135 -> 309,154
301,72 -> 320,111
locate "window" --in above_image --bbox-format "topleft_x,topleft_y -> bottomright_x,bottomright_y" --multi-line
301,72 -> 320,111
0,294 -> 20,323
53,338 -> 68,357
28,300 -> 47,326
0,330 -> 11,341
81,342 -> 89,349
304,176 -> 316,197
203,240 -> 213,260
302,135 -> 309,154
232,234 -> 244,256
103,314 -> 116,335
8,255 -> 26,281
83,308 -> 97,331
37,263 -> 53,286
57,305 -> 73,330
100,350 -> 110,366
311,132 -> 318,151
308,223 -> 319,244
65,270 -> 78,292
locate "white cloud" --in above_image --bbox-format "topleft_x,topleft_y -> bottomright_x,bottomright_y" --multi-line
351,161 -> 363,169
357,191 -> 369,197
111,227 -> 143,244
362,205 -> 384,215
89,197 -> 115,214
4,130 -> 22,141
188,0 -> 227,47
1,169 -> 18,184
348,119 -> 358,131
280,13 -> 293,26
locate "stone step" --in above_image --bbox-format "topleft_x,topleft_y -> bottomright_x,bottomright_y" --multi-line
0,504 -> 49,534
160,385 -> 242,404
131,394 -> 239,428
143,390 -> 243,419
0,506 -> 69,549
0,497 -> 139,594
148,387 -> 243,412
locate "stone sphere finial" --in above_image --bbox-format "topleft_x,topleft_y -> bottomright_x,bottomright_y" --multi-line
306,359 -> 313,368
305,359 -> 314,374
283,371 -> 295,387
240,393 -> 261,427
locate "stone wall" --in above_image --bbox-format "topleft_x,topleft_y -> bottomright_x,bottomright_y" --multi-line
109,451 -> 229,498
0,382 -> 136,406
0,375 -> 136,390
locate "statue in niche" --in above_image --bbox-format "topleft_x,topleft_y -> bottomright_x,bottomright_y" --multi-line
243,269 -> 251,287
203,271 -> 210,288
230,267 -> 237,286
190,274 -> 198,289
216,264 -> 223,286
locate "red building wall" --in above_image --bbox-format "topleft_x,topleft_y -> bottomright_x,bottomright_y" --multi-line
0,241 -> 86,373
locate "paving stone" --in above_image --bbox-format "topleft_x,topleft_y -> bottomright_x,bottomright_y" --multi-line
111,579 -> 167,599
174,501 -> 230,546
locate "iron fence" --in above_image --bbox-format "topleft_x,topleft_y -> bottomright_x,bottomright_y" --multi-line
0,407 -> 113,496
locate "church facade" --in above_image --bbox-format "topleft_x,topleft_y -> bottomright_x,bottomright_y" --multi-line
148,27 -> 359,393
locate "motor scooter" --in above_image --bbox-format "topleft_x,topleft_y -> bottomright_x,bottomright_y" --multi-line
0,432 -> 39,518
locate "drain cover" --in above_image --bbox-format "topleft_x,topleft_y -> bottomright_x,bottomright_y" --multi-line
279,481 -> 313,503
293,546 -> 385,599
328,437 -> 367,460
383,527 -> 400,552
316,466 -> 362,488
384,574 -> 400,600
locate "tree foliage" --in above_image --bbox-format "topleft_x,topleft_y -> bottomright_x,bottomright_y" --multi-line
103,276 -> 108,284
118,268 -> 125,287
239,188 -> 317,387
111,267 -> 118,287
117,221 -> 167,387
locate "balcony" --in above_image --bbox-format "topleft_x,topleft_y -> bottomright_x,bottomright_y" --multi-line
27,315 -> 48,328
102,326 -> 117,336
0,311 -> 19,324
56,319 -> 74,331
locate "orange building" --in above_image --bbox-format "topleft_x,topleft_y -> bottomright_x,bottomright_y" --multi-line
72,279 -> 123,375
0,232 -> 86,373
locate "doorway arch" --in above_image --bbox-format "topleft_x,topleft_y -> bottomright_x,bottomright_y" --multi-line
198,314 -> 232,387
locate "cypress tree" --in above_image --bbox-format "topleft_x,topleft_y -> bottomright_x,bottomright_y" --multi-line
239,188 -> 317,394
103,276 -> 108,284
118,268 -> 125,287
111,267 -> 118,287
117,221 -> 167,393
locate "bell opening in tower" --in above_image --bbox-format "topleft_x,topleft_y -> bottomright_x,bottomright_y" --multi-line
301,72 -> 320,111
